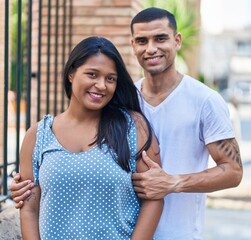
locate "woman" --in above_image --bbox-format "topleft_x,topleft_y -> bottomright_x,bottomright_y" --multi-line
19,36 -> 163,240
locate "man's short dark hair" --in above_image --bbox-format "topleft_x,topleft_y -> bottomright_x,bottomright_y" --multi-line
130,7 -> 177,34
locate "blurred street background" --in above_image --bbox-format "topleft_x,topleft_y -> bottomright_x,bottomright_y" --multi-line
200,1 -> 251,238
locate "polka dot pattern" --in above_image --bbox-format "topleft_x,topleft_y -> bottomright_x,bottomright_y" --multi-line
32,114 -> 140,239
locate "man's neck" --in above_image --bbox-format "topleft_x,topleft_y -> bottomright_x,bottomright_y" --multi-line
141,71 -> 183,107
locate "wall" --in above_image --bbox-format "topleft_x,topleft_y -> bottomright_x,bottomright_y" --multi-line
30,0 -> 143,124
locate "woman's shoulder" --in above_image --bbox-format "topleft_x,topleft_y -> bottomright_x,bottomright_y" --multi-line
25,122 -> 39,140
20,122 -> 39,156
129,111 -> 145,122
24,114 -> 53,142
129,111 -> 149,134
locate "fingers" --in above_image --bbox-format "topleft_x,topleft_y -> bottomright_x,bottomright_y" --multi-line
15,201 -> 24,209
10,180 -> 34,200
136,193 -> 150,200
133,184 -> 149,199
133,187 -> 160,200
9,173 -> 34,207
13,172 -> 21,181
133,186 -> 145,194
9,179 -> 32,192
142,151 -> 159,168
13,189 -> 32,206
131,172 -> 143,181
132,151 -> 159,181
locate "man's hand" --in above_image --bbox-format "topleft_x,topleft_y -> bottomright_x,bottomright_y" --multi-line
9,173 -> 34,209
132,151 -> 175,200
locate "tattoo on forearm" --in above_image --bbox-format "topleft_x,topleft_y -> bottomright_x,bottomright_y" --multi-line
216,139 -> 242,167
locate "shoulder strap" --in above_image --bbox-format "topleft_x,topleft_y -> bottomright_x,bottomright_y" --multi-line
122,110 -> 138,173
32,114 -> 52,185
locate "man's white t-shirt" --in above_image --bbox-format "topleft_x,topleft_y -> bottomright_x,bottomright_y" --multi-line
135,75 -> 234,240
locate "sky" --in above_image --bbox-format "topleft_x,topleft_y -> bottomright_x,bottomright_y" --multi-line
201,0 -> 251,33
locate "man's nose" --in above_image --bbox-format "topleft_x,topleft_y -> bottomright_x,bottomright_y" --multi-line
146,41 -> 157,54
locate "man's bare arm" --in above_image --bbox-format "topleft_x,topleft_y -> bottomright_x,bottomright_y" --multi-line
132,138 -> 242,199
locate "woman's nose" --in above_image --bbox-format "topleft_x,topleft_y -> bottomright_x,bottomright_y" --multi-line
95,78 -> 106,90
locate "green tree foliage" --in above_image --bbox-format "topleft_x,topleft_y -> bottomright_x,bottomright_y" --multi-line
10,0 -> 26,95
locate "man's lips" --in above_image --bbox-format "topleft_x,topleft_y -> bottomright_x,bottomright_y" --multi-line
144,56 -> 163,64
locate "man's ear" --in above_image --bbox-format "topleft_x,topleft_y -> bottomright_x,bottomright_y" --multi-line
131,38 -> 136,54
175,32 -> 182,50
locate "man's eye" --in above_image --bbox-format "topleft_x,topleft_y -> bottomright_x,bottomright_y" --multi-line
157,37 -> 167,42
136,39 -> 146,45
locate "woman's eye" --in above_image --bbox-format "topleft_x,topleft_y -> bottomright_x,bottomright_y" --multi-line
107,76 -> 117,82
87,73 -> 96,78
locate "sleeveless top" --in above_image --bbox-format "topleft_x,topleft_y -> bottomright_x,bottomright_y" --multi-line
32,113 -> 140,240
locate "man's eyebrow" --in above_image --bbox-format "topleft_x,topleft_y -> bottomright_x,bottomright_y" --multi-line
134,36 -> 146,41
155,33 -> 169,38
134,33 -> 169,42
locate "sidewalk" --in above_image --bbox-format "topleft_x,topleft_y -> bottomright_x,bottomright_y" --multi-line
204,208 -> 251,240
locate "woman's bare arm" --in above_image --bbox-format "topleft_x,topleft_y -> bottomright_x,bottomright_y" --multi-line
19,124 -> 41,240
130,112 -> 163,240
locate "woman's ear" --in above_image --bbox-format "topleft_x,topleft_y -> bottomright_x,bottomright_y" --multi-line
68,74 -> 73,83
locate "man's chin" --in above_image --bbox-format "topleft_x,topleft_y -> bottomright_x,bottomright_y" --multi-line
147,68 -> 163,76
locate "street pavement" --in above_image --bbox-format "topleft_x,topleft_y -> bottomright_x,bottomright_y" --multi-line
204,208 -> 251,240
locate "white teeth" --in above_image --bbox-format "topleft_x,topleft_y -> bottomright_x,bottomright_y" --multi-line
90,92 -> 103,98
146,56 -> 160,60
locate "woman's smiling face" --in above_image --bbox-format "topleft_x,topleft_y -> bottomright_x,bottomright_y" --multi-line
69,53 -> 118,112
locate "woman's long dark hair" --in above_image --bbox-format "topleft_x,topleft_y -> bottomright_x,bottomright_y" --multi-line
64,36 -> 153,172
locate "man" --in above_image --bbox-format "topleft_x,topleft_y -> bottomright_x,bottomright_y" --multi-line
130,7 -> 242,239
10,7 -> 242,240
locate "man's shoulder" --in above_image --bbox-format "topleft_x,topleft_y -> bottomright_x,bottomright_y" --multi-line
183,75 -> 215,93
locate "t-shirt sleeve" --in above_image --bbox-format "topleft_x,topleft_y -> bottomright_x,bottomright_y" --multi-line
201,91 -> 235,145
